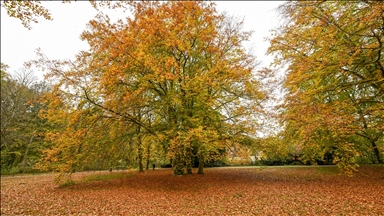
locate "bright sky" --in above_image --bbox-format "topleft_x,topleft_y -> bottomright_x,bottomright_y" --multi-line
1,1 -> 283,80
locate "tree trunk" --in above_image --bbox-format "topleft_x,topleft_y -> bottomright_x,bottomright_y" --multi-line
138,146 -> 144,172
371,141 -> 383,164
146,144 -> 151,170
186,144 -> 192,174
186,162 -> 193,174
137,134 -> 144,172
134,121 -> 144,172
146,144 -> 150,170
127,137 -> 134,169
197,157 -> 204,174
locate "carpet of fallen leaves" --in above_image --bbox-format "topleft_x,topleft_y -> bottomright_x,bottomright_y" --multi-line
1,166 -> 384,215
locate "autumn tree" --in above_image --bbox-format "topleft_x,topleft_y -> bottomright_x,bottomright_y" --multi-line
34,1 -> 264,176
268,1 -> 384,173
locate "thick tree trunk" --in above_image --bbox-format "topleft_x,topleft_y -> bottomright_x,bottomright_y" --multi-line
186,144 -> 192,174
135,122 -> 144,172
146,145 -> 150,170
186,162 -> 193,174
371,141 -> 383,164
197,157 -> 204,174
137,135 -> 144,172
138,147 -> 144,172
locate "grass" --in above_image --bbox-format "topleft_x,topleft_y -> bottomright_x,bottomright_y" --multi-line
81,172 -> 132,183
315,166 -> 339,174
59,171 -> 133,188
59,179 -> 76,188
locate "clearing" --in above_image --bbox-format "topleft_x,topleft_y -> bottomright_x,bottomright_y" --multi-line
1,166 -> 383,215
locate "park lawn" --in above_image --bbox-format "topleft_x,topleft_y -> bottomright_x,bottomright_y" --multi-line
1,166 -> 383,215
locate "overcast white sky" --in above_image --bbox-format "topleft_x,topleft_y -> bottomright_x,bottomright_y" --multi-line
1,1 -> 283,80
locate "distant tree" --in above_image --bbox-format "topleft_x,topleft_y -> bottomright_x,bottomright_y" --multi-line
1,65 -> 51,173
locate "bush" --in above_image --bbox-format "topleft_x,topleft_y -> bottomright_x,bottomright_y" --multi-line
260,159 -> 286,166
290,161 -> 304,165
161,163 -> 172,168
205,160 -> 226,167
1,167 -> 20,175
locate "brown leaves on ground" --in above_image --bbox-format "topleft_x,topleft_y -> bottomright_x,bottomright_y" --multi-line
1,166 -> 384,215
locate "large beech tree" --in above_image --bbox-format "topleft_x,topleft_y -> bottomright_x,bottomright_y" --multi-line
34,1 -> 264,176
268,1 -> 384,173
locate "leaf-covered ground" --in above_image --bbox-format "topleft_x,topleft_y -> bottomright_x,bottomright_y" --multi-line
1,166 -> 384,215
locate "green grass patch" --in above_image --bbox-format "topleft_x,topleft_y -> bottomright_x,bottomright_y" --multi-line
59,179 -> 76,188
315,166 -> 339,175
59,172 -> 133,188
82,172 -> 131,183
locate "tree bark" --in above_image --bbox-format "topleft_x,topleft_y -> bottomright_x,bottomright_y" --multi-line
145,144 -> 150,170
186,163 -> 193,174
186,144 -> 192,174
138,145 -> 144,172
137,132 -> 144,172
371,141 -> 383,164
197,157 -> 204,174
